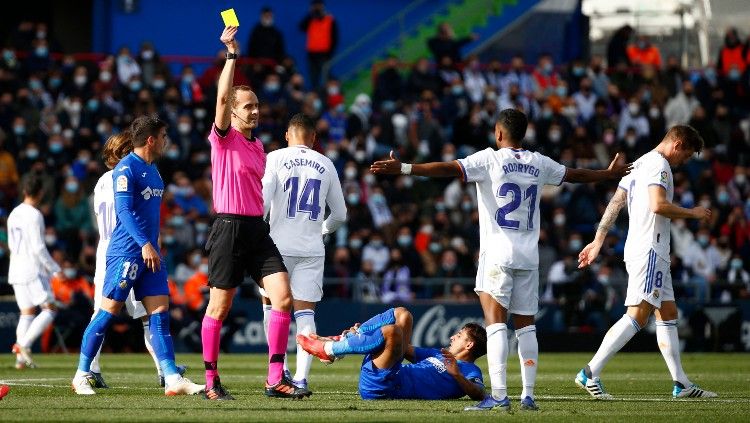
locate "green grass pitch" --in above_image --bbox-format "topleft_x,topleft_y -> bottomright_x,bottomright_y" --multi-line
0,353 -> 748,422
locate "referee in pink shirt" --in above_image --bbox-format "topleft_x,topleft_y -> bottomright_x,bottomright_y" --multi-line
201,26 -> 306,400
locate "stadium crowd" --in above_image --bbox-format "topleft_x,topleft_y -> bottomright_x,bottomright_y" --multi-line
1,20 -> 750,349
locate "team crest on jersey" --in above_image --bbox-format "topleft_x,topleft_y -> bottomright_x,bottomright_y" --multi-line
119,280 -> 127,289
653,289 -> 660,299
660,171 -> 668,184
116,175 -> 128,192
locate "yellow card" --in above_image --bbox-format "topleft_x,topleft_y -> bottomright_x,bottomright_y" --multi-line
221,8 -> 240,27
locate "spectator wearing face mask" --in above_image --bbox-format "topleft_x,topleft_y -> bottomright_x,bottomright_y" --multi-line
727,166 -> 749,206
716,27 -> 746,80
246,6 -> 286,64
531,54 -> 560,98
683,229 -> 721,301
183,255 -> 210,314
168,172 -> 209,218
627,35 -> 662,70
617,97 -> 649,141
299,0 -> 339,90
137,41 -> 170,87
178,66 -> 203,106
346,93 -> 372,140
115,46 -> 141,85
362,233 -> 390,275
725,254 -> 750,298
664,80 -> 700,128
170,114 -> 203,161
51,260 -> 94,306
54,176 -> 93,257
381,248 -> 413,303
49,260 -> 94,351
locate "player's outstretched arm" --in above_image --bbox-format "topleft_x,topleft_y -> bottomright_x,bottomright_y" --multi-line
649,185 -> 711,221
370,150 -> 462,178
441,349 -> 485,401
215,26 -> 239,131
578,188 -> 627,268
564,153 -> 633,183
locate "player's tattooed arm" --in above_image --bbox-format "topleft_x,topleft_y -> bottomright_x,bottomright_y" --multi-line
597,188 -> 627,235
579,188 -> 626,268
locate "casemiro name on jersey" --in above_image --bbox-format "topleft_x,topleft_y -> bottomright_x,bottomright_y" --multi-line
282,158 -> 327,174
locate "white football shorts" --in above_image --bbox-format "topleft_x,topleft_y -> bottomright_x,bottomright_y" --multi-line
625,249 -> 674,308
12,277 -> 54,310
474,252 -> 539,315
258,255 -> 324,303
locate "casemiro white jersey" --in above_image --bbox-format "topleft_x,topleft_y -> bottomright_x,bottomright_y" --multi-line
7,203 -> 61,284
457,147 -> 566,270
93,170 -> 117,282
619,150 -> 673,262
262,146 -> 347,257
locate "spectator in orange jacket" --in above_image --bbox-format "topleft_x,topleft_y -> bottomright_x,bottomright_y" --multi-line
627,35 -> 662,69
183,258 -> 209,313
51,261 -> 94,305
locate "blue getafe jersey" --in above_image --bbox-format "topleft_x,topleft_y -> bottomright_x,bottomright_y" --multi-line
107,152 -> 164,257
394,348 -> 483,400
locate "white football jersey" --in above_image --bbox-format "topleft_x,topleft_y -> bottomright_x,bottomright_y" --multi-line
262,146 -> 347,257
93,170 -> 117,282
619,150 -> 673,262
458,147 -> 566,270
458,148 -> 565,270
7,203 -> 61,284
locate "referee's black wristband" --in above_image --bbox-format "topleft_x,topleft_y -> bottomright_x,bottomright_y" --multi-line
225,52 -> 238,60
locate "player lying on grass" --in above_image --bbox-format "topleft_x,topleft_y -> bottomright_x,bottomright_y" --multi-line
297,307 -> 486,401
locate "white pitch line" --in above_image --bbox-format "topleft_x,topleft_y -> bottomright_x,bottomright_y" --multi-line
0,378 -> 69,382
1,381 -> 746,403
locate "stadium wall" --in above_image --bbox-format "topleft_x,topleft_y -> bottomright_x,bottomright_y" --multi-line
92,0 -> 443,85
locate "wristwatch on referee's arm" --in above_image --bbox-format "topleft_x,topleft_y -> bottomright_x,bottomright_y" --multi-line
225,52 -> 238,60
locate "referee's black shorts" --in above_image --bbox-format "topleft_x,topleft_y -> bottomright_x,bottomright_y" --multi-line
205,214 -> 287,289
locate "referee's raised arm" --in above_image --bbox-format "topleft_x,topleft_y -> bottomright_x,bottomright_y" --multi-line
215,26 -> 239,131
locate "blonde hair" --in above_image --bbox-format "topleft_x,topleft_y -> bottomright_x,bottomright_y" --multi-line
102,131 -> 134,169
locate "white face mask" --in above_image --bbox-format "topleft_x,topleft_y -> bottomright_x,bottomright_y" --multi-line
178,123 -> 191,134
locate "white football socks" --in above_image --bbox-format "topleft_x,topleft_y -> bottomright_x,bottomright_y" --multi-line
294,310 -> 316,382
19,309 -> 56,348
516,325 -> 538,400
486,322 -> 508,400
90,343 -> 103,373
588,314 -> 640,378
16,314 -> 34,346
656,319 -> 691,387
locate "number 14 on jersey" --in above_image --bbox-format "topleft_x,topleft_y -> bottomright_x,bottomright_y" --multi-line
285,176 -> 322,221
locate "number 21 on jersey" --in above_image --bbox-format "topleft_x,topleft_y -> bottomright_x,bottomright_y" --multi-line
495,182 -> 538,230
285,176 -> 322,220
